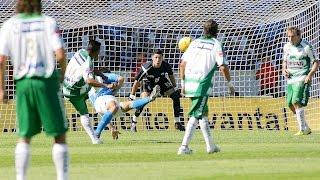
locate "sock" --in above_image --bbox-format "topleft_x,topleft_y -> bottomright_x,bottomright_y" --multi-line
80,114 -> 98,142
52,143 -> 69,180
15,142 -> 30,180
296,108 -> 308,130
199,117 -> 214,152
174,117 -> 180,123
95,111 -> 113,137
130,98 -> 150,110
181,117 -> 198,146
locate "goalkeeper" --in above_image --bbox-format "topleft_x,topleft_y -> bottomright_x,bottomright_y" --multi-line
63,40 -> 110,144
129,49 -> 185,132
178,19 -> 235,155
89,72 -> 160,139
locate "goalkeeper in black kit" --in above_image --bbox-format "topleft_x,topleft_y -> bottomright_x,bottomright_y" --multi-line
129,49 -> 185,132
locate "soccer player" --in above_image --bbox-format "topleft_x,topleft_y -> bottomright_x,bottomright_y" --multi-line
0,0 -> 69,179
63,40 -> 112,144
282,26 -> 319,135
88,72 -> 160,138
129,49 -> 185,132
178,19 -> 235,154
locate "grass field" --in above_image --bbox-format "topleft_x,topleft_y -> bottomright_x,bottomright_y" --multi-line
1,130 -> 320,180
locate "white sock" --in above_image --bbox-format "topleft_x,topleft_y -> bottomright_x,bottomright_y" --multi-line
15,142 -> 30,180
132,116 -> 137,123
52,143 -> 69,180
199,117 -> 214,152
174,117 -> 180,123
80,114 -> 98,142
181,117 -> 198,146
296,108 -> 308,130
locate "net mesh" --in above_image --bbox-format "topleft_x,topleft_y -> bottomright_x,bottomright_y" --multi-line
0,0 -> 319,133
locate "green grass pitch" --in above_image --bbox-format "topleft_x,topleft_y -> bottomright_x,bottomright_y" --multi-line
1,130 -> 320,180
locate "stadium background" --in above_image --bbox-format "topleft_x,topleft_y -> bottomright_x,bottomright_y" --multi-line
0,1 -> 319,132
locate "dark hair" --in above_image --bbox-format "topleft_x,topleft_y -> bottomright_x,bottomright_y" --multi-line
203,19 -> 218,37
287,26 -> 301,36
153,49 -> 163,55
16,0 -> 41,14
87,40 -> 101,53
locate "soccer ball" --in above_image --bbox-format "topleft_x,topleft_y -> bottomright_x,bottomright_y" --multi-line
178,37 -> 192,52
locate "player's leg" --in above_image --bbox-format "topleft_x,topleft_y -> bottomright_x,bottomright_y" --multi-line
121,85 -> 161,112
292,82 -> 311,135
169,90 -> 185,131
69,95 -> 99,144
34,77 -> 69,180
178,97 -> 204,154
131,91 -> 150,132
15,78 -> 44,180
95,99 -> 118,138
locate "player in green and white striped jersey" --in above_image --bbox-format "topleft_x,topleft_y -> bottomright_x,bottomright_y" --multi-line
63,40 -> 113,144
178,19 -> 235,155
0,1 -> 68,179
282,27 -> 319,136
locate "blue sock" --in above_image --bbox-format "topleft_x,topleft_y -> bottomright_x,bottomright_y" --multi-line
131,97 -> 151,109
95,111 -> 113,137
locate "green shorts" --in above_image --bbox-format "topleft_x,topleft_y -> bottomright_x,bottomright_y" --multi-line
66,94 -> 89,115
286,82 -> 310,107
16,77 -> 68,138
188,96 -> 209,119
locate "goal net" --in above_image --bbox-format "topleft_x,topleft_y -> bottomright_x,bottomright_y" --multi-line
0,1 -> 319,134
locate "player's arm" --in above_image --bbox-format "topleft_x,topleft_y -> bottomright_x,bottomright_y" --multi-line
55,48 -> 67,82
305,45 -> 319,84
179,60 -> 186,96
0,55 -> 8,103
129,67 -> 144,100
215,42 -> 235,95
167,63 -> 177,87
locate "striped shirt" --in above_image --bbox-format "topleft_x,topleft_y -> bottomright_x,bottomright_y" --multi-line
0,13 -> 63,79
63,49 -> 94,97
283,39 -> 317,84
181,36 -> 227,97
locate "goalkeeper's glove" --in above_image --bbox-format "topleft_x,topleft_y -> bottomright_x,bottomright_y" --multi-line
129,94 -> 136,101
111,129 -> 121,140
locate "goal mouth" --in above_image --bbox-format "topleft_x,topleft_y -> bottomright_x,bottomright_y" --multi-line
0,1 -> 319,133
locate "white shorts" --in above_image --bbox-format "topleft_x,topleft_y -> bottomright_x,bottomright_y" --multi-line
94,95 -> 124,118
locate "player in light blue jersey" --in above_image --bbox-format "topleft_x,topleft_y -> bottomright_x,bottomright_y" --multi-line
89,72 -> 160,139
282,27 -> 319,135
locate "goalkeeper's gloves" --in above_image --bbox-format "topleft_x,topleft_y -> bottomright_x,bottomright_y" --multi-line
227,81 -> 235,95
129,94 -> 136,101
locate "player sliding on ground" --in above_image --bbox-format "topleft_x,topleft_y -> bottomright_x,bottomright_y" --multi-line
88,72 -> 160,139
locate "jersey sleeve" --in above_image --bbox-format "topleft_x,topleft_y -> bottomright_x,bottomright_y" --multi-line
165,62 -> 173,75
283,44 -> 289,62
214,41 -> 227,66
104,73 -> 119,83
135,64 -> 147,82
306,44 -> 317,63
0,21 -> 10,56
48,18 -> 63,51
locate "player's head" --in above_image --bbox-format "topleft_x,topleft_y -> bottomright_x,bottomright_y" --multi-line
286,27 -> 301,46
152,49 -> 163,68
87,40 -> 101,60
203,19 -> 218,37
16,0 -> 41,14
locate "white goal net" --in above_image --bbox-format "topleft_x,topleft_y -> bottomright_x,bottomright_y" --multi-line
0,0 -> 319,133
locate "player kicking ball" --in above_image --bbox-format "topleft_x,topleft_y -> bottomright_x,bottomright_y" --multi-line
88,72 -> 160,140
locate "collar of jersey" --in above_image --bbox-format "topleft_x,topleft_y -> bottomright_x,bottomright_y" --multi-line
18,13 -> 41,19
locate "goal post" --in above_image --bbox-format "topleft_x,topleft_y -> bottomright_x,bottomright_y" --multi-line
0,1 -> 319,134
